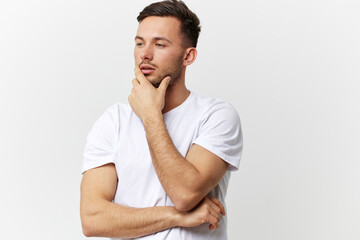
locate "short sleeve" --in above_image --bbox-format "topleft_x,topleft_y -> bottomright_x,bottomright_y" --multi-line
82,105 -> 119,173
193,104 -> 243,171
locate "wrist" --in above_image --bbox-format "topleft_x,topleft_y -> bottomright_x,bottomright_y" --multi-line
142,111 -> 163,127
170,207 -> 185,227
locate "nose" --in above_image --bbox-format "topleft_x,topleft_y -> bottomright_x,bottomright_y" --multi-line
141,45 -> 153,61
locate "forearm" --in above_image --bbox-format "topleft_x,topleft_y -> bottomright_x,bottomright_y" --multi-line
81,198 -> 179,238
143,113 -> 204,210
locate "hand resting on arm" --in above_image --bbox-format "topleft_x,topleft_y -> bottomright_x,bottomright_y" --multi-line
80,163 -> 225,238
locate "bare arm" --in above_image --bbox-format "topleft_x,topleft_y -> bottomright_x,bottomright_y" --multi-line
80,163 -> 224,238
143,114 -> 228,211
128,66 -> 229,212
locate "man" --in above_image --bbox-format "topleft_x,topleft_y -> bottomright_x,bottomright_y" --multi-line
80,0 -> 242,239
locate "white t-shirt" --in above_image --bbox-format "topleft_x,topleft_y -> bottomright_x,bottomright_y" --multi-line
82,91 -> 243,240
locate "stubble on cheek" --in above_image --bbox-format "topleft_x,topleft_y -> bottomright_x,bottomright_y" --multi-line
162,55 -> 183,86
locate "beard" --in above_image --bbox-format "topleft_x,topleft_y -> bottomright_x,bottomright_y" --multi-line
140,54 -> 183,88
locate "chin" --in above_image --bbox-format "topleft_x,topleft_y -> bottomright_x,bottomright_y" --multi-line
152,82 -> 161,88
147,77 -> 162,88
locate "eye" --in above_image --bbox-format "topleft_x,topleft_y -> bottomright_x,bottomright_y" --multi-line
136,42 -> 143,47
156,43 -> 165,47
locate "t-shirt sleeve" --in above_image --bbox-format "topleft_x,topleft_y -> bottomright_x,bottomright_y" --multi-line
193,104 -> 243,171
82,106 -> 118,174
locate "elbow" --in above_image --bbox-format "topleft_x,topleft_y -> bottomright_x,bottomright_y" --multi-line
81,219 -> 95,237
81,216 -> 99,237
82,226 -> 94,238
81,209 -> 102,237
174,203 -> 193,212
173,192 -> 201,212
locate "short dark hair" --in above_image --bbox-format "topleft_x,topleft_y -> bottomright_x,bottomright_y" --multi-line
137,0 -> 201,48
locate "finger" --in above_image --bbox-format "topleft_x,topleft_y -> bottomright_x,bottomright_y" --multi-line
205,198 -> 221,223
207,214 -> 219,230
208,196 -> 225,216
158,76 -> 171,94
132,78 -> 140,86
206,197 -> 221,217
134,65 -> 149,85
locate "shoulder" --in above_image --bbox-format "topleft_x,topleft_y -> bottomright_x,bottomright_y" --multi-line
100,102 -> 133,121
90,101 -> 134,134
191,92 -> 240,122
190,93 -> 243,171
103,102 -> 131,116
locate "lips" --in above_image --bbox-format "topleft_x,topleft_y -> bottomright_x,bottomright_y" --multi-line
140,65 -> 155,75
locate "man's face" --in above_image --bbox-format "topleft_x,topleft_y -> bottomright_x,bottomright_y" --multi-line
134,16 -> 185,88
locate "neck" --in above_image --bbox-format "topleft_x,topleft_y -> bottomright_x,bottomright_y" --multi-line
162,75 -> 190,114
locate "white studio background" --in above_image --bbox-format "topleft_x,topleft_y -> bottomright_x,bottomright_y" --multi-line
0,0 -> 359,239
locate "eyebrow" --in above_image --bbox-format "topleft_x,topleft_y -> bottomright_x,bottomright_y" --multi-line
135,36 -> 172,44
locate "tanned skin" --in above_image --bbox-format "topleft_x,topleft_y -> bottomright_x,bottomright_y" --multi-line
80,164 -> 224,238
80,16 -> 228,238
130,16 -> 229,212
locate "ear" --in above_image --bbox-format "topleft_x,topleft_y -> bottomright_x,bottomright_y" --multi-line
183,47 -> 197,66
